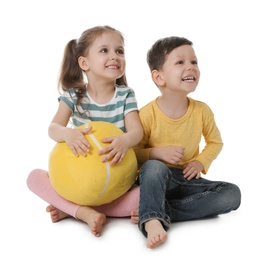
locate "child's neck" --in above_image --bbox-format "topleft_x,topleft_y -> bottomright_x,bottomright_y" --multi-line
157,95 -> 189,120
87,82 -> 115,104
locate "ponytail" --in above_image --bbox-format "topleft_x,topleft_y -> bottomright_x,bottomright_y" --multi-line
58,39 -> 86,94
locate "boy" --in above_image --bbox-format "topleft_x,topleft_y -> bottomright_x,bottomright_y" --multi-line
134,36 -> 241,248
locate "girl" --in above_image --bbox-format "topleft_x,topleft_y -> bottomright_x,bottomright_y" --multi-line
27,25 -> 142,237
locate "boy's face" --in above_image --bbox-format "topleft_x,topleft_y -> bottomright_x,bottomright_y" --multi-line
159,45 -> 200,95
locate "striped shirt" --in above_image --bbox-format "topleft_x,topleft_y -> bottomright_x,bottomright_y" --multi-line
59,85 -> 138,132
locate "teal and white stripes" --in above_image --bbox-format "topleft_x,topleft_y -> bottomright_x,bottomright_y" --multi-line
59,85 -> 138,132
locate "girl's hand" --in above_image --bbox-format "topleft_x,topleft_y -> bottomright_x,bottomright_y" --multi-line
98,135 -> 129,166
182,160 -> 204,180
65,126 -> 92,157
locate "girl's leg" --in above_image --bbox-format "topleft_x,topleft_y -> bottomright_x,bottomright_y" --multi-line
27,169 -> 79,218
27,169 -> 140,236
26,169 -> 140,219
94,184 -> 140,217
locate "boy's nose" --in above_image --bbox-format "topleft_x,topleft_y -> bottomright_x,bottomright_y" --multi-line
187,63 -> 195,70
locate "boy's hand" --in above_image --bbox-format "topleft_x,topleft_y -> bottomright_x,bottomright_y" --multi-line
183,160 -> 204,180
150,146 -> 185,165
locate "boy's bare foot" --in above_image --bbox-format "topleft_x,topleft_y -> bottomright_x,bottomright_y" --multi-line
145,219 -> 167,249
130,209 -> 139,224
76,206 -> 106,237
46,205 -> 70,223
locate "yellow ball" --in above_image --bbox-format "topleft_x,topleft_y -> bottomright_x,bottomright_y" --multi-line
49,122 -> 138,206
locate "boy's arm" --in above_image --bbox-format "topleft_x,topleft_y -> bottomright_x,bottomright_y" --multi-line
195,111 -> 223,174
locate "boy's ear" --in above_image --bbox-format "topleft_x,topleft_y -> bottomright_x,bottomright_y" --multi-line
151,70 -> 164,86
78,56 -> 89,71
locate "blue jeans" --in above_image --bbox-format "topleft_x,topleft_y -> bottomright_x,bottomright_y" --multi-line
138,160 -> 241,237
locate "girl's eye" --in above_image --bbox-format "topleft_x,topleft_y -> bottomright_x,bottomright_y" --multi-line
192,60 -> 198,65
177,60 -> 184,65
116,49 -> 124,55
101,48 -> 108,53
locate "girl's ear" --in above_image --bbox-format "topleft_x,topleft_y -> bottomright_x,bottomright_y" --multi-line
78,56 -> 89,71
151,70 -> 164,86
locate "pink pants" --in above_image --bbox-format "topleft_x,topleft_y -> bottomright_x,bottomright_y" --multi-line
27,169 -> 140,218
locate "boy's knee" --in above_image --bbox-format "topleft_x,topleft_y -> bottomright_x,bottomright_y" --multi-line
142,160 -> 166,172
231,184 -> 241,210
223,183 -> 241,211
139,160 -> 169,182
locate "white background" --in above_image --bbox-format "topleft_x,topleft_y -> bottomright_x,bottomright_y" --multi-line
1,0 -> 272,259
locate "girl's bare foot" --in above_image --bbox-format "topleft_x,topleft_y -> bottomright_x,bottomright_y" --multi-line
130,209 -> 139,224
76,206 -> 106,237
89,213 -> 106,237
46,205 -> 70,223
145,219 -> 167,249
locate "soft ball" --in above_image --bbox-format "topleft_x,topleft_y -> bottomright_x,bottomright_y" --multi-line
49,121 -> 138,206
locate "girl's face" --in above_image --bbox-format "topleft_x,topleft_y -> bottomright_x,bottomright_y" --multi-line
81,32 -> 125,83
160,45 -> 200,95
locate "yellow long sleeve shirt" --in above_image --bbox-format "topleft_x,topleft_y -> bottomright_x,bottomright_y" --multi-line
134,97 -> 223,174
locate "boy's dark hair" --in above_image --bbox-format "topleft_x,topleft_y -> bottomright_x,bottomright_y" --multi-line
147,36 -> 193,71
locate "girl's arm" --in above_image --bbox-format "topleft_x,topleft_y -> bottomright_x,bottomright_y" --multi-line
48,100 -> 72,142
123,110 -> 144,148
99,110 -> 143,165
48,100 -> 91,157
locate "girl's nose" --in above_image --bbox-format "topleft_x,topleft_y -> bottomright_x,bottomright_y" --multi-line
110,52 -> 119,60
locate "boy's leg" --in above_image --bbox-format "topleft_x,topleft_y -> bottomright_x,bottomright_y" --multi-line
168,172 -> 241,221
138,160 -> 171,236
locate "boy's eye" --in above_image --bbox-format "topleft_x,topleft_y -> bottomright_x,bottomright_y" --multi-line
116,49 -> 124,55
192,60 -> 198,65
177,60 -> 184,65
